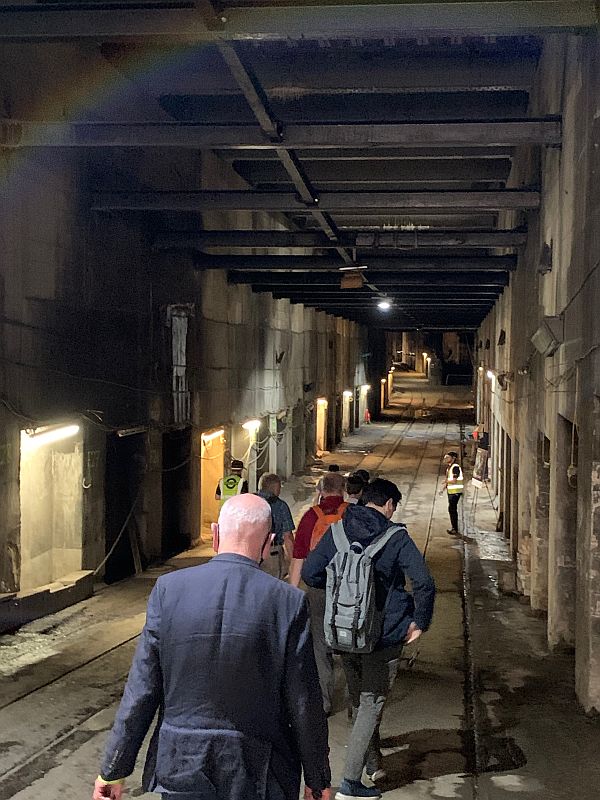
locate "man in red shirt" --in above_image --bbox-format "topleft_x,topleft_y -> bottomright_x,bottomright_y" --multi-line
290,471 -> 347,715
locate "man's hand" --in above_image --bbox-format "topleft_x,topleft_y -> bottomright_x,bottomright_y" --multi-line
304,787 -> 331,799
404,622 -> 422,645
93,778 -> 124,800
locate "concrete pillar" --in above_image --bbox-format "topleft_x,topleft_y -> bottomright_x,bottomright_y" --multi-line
284,414 -> 293,479
531,432 -> 550,612
141,429 -> 162,562
548,414 -> 577,649
189,428 -> 202,546
510,437 -> 520,559
268,414 -> 278,474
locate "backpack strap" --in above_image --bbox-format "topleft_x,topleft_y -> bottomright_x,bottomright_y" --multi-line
312,505 -> 324,519
364,524 -> 404,558
331,520 -> 350,553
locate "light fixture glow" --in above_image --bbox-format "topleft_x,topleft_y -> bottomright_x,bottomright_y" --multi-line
361,384 -> 371,392
317,397 -> 328,406
486,370 -> 495,380
21,424 -> 80,452
202,428 -> 224,442
377,300 -> 391,311
242,419 -> 261,432
339,264 -> 368,271
478,366 -> 484,373
426,357 -> 431,363
423,352 -> 428,359
381,378 -> 386,384
343,390 -> 353,398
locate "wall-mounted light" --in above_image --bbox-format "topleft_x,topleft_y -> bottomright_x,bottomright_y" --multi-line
202,428 -> 224,443
317,397 -> 328,406
361,384 -> 371,392
21,424 -> 80,452
423,352 -> 428,359
242,419 -> 261,432
381,378 -> 386,384
343,390 -> 353,398
117,425 -> 147,438
478,366 -> 484,373
486,370 -> 495,380
377,300 -> 391,311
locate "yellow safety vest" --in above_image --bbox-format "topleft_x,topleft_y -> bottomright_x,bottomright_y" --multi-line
447,463 -> 464,494
220,474 -> 243,503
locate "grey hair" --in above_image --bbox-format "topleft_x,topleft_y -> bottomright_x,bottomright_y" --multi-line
218,495 -> 272,530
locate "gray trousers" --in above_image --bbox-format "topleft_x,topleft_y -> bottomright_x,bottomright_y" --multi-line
306,586 -> 335,715
341,646 -> 403,781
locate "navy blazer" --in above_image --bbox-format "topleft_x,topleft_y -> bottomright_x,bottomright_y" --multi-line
101,554 -> 330,800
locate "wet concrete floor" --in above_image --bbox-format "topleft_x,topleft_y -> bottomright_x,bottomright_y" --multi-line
0,375 -> 598,799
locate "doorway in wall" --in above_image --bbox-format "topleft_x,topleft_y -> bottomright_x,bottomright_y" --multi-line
19,424 -> 84,592
292,403 -> 305,474
104,431 -> 146,584
316,398 -> 328,454
162,427 -> 191,559
200,428 -> 224,542
333,394 -> 343,446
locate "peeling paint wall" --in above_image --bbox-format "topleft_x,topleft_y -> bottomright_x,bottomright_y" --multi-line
476,32 -> 600,711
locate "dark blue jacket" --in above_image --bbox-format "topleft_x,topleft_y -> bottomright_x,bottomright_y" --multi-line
101,554 -> 330,799
301,505 -> 435,649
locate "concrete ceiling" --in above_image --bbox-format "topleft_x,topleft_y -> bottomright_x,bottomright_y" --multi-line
3,1 -> 595,329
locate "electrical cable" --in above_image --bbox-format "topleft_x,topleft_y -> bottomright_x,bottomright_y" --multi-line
93,486 -> 142,576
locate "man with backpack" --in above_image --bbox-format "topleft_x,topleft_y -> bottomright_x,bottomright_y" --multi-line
302,479 -> 436,800
290,471 -> 347,715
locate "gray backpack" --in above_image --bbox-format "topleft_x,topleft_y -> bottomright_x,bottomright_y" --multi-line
324,520 -> 402,654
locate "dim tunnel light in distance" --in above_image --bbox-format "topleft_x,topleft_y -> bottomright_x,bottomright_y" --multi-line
377,300 -> 391,310
21,424 -> 80,452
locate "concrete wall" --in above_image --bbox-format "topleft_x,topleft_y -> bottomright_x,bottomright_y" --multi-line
476,32 -> 600,712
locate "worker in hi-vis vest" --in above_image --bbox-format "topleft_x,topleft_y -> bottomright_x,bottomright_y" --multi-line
440,451 -> 463,536
215,459 -> 249,506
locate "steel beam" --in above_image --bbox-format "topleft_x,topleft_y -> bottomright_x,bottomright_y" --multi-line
0,3 -> 594,41
235,159 -> 513,186
191,255 -> 517,271
217,147 -> 515,161
217,42 -> 351,261
1,120 -> 561,150
231,272 -> 510,287
93,190 -> 539,212
155,228 -> 526,250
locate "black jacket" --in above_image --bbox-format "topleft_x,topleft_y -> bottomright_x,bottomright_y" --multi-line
301,504 -> 435,649
101,555 -> 330,799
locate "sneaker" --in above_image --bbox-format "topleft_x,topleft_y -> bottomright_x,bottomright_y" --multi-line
335,779 -> 382,799
447,529 -> 459,536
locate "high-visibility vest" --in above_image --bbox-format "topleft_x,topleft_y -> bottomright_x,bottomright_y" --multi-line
220,474 -> 243,504
446,463 -> 464,494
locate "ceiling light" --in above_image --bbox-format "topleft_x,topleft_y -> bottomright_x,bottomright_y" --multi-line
377,300 -> 391,311
339,264 -> 368,271
242,419 -> 261,432
202,428 -> 224,442
21,424 -> 80,452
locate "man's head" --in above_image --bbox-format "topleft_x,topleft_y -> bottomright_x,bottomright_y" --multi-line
362,478 -> 402,520
346,474 -> 366,499
444,451 -> 459,466
327,464 -> 341,472
322,471 -> 346,497
230,459 -> 244,474
211,494 -> 272,561
259,472 -> 282,496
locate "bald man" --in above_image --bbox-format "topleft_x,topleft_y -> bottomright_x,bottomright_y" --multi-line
94,494 -> 331,800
